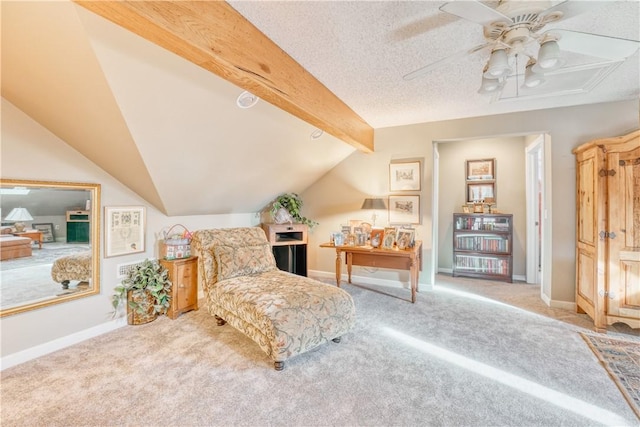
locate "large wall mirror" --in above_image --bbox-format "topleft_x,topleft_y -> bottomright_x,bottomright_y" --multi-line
0,179 -> 101,316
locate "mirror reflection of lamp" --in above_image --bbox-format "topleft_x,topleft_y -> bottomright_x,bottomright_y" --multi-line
361,198 -> 387,227
4,207 -> 33,232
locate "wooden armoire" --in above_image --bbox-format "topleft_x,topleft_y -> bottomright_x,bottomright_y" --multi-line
573,130 -> 640,331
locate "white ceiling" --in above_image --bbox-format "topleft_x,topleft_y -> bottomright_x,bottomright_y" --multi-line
2,1 -> 638,217
229,0 -> 640,128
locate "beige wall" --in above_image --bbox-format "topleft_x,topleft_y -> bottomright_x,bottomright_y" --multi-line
2,96 -> 638,362
303,99 -> 639,304
0,98 -> 259,359
437,137 -> 527,277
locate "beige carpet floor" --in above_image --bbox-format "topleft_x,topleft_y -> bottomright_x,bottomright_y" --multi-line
1,274 -> 638,426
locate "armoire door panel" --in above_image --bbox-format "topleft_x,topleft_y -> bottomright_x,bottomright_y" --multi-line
577,158 -> 596,245
577,249 -> 595,307
605,145 -> 640,326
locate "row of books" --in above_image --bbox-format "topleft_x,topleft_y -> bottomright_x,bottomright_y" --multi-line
456,217 -> 509,231
455,235 -> 509,252
454,255 -> 509,275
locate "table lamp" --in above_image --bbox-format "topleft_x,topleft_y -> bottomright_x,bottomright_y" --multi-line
4,207 -> 33,232
361,198 -> 386,226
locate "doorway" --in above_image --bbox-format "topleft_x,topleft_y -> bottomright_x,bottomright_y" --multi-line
432,133 -> 552,305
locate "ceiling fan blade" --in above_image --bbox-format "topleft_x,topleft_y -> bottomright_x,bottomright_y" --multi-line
439,1 -> 511,27
538,1 -> 598,22
550,29 -> 640,61
403,43 -> 491,81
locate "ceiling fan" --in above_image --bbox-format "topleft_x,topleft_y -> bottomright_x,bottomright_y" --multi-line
403,1 -> 640,99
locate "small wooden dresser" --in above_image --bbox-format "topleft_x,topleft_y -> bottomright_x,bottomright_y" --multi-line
160,256 -> 198,319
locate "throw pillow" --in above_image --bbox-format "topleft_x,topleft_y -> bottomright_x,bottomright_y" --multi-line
215,243 -> 276,281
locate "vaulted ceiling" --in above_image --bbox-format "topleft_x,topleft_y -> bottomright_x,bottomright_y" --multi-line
2,1 -> 638,216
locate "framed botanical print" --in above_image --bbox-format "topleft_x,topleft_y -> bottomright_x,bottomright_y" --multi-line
388,195 -> 420,224
389,160 -> 421,191
105,206 -> 145,257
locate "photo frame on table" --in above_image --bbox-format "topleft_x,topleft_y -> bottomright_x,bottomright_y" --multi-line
382,227 -> 397,249
467,183 -> 495,203
31,223 -> 55,242
370,228 -> 384,248
396,227 -> 415,250
466,158 -> 495,181
389,160 -> 421,191
388,195 -> 420,224
104,206 -> 145,258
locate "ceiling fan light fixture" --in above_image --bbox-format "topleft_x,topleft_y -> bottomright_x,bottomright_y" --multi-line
485,48 -> 512,78
534,39 -> 565,71
478,75 -> 502,94
523,60 -> 546,88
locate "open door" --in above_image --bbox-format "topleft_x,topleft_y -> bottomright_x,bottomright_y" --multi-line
526,133 -> 553,306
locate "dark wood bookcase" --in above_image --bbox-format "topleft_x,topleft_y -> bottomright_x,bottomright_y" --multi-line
452,213 -> 513,282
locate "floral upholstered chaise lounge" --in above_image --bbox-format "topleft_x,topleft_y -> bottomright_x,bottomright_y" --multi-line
192,227 -> 355,370
51,251 -> 92,289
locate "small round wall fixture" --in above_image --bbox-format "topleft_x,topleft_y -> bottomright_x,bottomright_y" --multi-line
310,128 -> 324,140
236,91 -> 259,109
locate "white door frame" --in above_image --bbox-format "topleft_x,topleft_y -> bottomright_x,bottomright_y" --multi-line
525,136 -> 543,284
430,142 -> 440,286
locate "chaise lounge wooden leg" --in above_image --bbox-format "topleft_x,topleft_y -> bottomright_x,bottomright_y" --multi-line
332,337 -> 341,343
215,315 -> 226,326
61,280 -> 70,290
274,361 -> 285,371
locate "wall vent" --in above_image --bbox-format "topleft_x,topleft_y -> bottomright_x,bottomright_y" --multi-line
116,259 -> 150,279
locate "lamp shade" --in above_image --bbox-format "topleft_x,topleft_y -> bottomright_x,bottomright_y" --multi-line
524,61 -> 546,88
4,207 -> 33,221
533,40 -> 565,73
485,49 -> 512,78
361,198 -> 387,210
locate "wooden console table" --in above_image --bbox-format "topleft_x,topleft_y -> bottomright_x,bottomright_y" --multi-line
320,241 -> 422,303
12,230 -> 44,249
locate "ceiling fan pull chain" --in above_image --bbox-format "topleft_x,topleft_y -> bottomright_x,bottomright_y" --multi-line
515,54 -> 520,98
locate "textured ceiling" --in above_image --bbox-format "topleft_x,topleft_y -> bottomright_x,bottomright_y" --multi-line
229,0 -> 640,128
2,1 -> 638,217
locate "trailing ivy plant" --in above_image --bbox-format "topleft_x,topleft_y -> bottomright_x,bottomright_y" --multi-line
111,259 -> 172,318
270,192 -> 318,228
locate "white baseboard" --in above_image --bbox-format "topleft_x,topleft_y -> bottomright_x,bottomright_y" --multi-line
0,318 -> 126,371
309,270 -> 434,291
549,299 -> 576,311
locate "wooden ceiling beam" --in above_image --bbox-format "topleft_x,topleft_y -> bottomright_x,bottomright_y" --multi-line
74,0 -> 374,153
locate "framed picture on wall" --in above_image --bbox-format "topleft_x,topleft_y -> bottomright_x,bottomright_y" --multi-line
389,195 -> 420,224
389,160 -> 421,191
104,206 -> 146,257
466,158 -> 495,181
31,223 -> 55,242
467,183 -> 495,203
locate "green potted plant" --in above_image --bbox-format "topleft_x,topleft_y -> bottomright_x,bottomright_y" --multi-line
112,259 -> 172,325
270,192 -> 318,228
